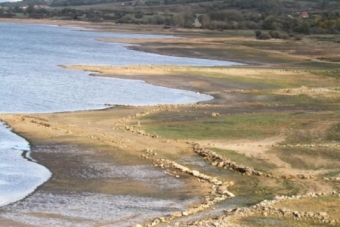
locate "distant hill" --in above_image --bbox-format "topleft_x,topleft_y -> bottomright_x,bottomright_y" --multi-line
1,0 -> 339,12
1,0 -> 339,36
0,0 -> 50,7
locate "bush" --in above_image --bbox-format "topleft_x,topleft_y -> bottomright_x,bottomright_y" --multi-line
269,30 -> 280,38
310,27 -> 329,34
254,30 -> 262,39
279,34 -> 289,39
134,11 -> 143,19
259,33 -> 271,40
241,21 -> 260,29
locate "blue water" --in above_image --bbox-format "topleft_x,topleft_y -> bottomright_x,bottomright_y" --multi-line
0,22 -> 241,207
0,123 -> 51,207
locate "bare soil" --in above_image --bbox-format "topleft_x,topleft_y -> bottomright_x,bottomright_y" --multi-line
1,19 -> 340,227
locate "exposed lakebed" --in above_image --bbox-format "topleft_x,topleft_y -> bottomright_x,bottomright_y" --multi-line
0,22 -> 241,225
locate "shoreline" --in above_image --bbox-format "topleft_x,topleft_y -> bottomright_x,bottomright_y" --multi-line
0,20 -> 232,226
97,37 -> 255,65
0,107 -> 216,226
1,19 -> 340,227
0,18 -> 255,65
0,122 -> 52,208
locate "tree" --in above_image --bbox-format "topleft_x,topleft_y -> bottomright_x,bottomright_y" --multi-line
199,14 -> 211,28
26,5 -> 35,15
320,0 -> 329,9
176,14 -> 185,27
296,20 -> 310,34
152,15 -> 164,24
282,18 -> 299,33
183,13 -> 195,28
261,15 -> 276,30
14,6 -> 23,13
209,10 -> 244,22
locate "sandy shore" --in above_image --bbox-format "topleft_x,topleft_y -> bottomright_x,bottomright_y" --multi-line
1,19 -> 340,227
0,19 -> 218,226
0,107 -> 214,226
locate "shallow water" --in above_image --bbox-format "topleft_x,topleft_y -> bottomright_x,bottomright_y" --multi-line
2,192 -> 198,227
0,22 -> 241,217
0,144 -> 201,226
0,123 -> 51,207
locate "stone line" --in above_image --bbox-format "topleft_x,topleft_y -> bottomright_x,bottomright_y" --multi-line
134,149 -> 236,227
174,191 -> 340,227
191,142 -> 315,180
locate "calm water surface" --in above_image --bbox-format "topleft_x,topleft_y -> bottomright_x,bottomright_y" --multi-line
0,23 -> 241,208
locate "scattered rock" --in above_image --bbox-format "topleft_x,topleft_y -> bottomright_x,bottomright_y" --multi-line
211,112 -> 220,117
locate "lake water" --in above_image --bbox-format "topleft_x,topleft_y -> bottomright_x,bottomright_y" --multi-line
0,23 -> 241,208
0,122 -> 51,207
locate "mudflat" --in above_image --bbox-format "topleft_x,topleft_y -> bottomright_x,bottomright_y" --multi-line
1,20 -> 340,227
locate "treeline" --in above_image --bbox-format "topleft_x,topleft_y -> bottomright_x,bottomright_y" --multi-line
0,0 -> 130,7
50,0 -> 131,7
141,0 -> 339,12
1,6 -> 339,35
198,9 -> 339,34
0,0 -> 339,35
225,0 -> 338,10
144,0 -> 214,6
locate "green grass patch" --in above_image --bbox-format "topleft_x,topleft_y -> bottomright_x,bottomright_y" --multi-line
240,216 -> 338,227
297,61 -> 340,69
13,13 -> 29,18
223,176 -> 299,207
274,147 -> 340,170
283,112 -> 340,144
176,29 -> 255,38
318,57 -> 340,63
309,69 -> 340,79
210,148 -> 276,173
224,45 -> 304,64
274,195 -> 340,222
261,93 -> 328,106
231,38 -> 339,57
310,34 -> 340,44
327,123 -> 340,142
177,68 -> 326,89
142,112 -> 304,140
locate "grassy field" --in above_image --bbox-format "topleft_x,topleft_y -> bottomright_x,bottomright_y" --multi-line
54,28 -> 340,226
142,112 -> 309,140
125,34 -> 340,226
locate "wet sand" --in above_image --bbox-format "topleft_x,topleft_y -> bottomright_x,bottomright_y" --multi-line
0,109 -> 212,226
